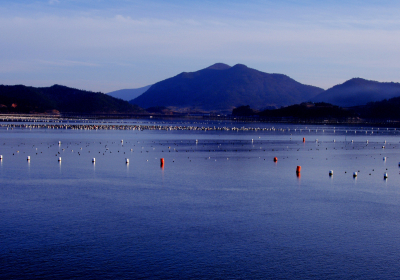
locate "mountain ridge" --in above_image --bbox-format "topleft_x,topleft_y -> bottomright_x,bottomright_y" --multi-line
130,63 -> 324,113
107,85 -> 151,101
312,78 -> 400,107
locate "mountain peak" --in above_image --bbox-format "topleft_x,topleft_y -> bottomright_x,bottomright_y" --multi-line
206,63 -> 231,70
343,78 -> 371,86
51,84 -> 64,88
232,64 -> 248,69
131,64 -> 323,113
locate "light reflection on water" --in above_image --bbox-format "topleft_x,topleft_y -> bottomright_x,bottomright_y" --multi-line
1,121 -> 400,279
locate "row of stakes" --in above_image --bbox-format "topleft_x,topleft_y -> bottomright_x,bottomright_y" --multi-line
91,157 -> 165,166
1,154 -> 390,178
1,155 -> 166,168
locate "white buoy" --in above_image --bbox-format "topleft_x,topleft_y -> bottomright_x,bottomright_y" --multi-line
366,140 -> 368,143
384,173 -> 388,179
333,139 -> 335,142
58,141 -> 61,145
92,158 -> 96,162
0,155 -> 2,160
351,140 -> 353,143
383,157 -> 386,161
353,172 -> 357,177
329,170 -> 333,176
382,146 -> 385,149
121,139 -> 123,143
126,158 -> 129,164
58,157 -> 61,162
27,156 -> 30,161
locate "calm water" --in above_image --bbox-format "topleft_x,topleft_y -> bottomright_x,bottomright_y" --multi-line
1,120 -> 400,279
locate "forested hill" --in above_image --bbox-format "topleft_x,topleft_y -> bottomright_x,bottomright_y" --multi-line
0,84 -> 145,114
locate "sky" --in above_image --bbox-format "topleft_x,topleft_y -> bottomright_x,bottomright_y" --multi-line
1,0 -> 400,93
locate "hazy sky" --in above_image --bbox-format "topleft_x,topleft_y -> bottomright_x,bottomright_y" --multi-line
1,0 -> 400,92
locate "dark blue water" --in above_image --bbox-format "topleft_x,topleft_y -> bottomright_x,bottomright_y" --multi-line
1,122 -> 400,279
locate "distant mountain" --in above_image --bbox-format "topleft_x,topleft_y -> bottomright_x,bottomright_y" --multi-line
0,84 -> 145,114
130,63 -> 324,113
107,85 -> 151,101
312,78 -> 400,107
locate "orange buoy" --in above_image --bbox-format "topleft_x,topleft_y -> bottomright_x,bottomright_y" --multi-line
303,137 -> 305,143
274,157 -> 278,162
296,166 -> 301,173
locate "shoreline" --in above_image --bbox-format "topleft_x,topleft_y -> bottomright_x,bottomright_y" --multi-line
0,113 -> 399,128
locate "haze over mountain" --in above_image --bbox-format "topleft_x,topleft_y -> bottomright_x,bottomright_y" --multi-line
0,84 -> 144,114
130,63 -> 324,113
312,78 -> 400,107
107,85 -> 152,101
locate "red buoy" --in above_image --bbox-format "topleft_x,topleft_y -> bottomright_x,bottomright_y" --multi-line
303,137 -> 305,143
274,157 -> 278,162
296,166 -> 301,173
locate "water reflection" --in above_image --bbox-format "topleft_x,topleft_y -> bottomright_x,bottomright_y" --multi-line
2,120 -> 400,279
